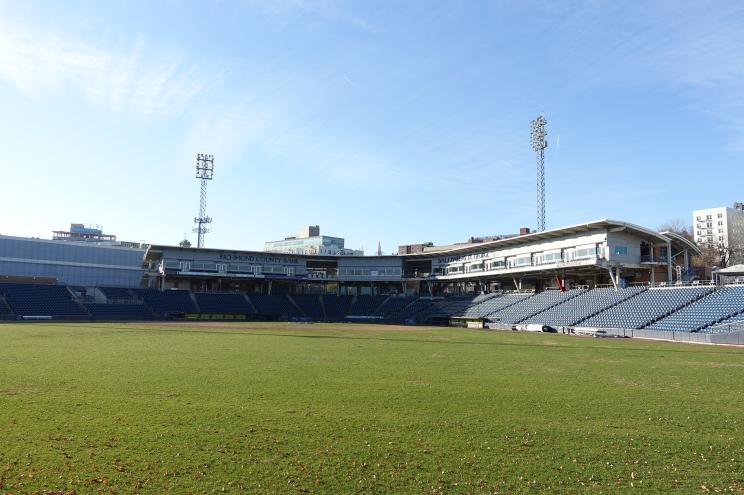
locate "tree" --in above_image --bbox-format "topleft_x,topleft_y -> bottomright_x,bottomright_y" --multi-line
657,219 -> 693,241
179,238 -> 192,248
692,243 -> 744,269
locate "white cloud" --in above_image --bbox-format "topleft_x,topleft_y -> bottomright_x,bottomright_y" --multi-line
0,18 -> 217,119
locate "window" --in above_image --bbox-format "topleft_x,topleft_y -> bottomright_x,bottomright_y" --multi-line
696,216 -> 702,221
718,213 -> 723,218
575,244 -> 598,259
718,221 -> 724,226
539,251 -> 562,264
613,246 -> 628,256
514,254 -> 532,267
489,260 -> 505,270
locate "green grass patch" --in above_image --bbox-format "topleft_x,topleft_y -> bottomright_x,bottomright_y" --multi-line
0,322 -> 743,493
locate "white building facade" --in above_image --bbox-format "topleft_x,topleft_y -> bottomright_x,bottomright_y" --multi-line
693,203 -> 744,263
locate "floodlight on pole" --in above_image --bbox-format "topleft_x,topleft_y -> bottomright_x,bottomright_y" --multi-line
530,115 -> 548,231
193,153 -> 214,248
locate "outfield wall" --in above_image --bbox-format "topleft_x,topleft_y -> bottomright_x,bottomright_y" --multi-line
592,327 -> 744,345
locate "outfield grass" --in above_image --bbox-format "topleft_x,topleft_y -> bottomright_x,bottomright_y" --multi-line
0,322 -> 743,494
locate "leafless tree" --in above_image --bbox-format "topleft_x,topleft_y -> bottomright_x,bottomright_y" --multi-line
657,219 -> 693,240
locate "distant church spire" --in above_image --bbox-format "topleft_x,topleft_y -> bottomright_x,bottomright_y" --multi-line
376,241 -> 382,256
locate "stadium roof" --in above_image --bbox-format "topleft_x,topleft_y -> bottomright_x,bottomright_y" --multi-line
144,219 -> 701,261
404,219 -> 701,257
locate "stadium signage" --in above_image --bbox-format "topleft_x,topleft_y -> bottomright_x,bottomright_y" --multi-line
218,254 -> 299,264
435,252 -> 491,265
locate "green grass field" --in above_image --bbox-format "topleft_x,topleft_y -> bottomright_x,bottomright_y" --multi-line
1,322 -> 743,494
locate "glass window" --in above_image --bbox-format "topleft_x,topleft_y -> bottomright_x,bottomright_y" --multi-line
613,246 -> 628,256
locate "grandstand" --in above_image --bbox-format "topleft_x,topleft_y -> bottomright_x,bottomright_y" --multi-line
487,288 -> 586,324
1,280 -> 744,341
3,216 -> 744,342
579,286 -> 713,329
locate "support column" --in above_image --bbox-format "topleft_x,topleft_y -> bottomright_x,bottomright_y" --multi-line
608,266 -> 618,290
667,239 -> 673,282
615,265 -> 621,289
683,249 -> 689,279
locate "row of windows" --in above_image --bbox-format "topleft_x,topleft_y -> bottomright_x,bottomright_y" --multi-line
696,213 -> 724,221
337,268 -> 402,277
438,244 -> 605,274
163,260 -> 296,276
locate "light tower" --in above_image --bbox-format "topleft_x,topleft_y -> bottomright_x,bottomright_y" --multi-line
193,154 -> 215,248
530,115 -> 548,231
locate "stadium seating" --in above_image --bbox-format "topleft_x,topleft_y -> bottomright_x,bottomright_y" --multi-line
387,298 -> 438,321
130,289 -> 198,316
290,294 -> 325,319
85,303 -> 154,320
99,287 -> 135,299
0,298 -> 14,319
322,295 -> 354,320
348,295 -> 388,316
460,292 -> 532,318
580,286 -> 713,329
248,294 -> 304,318
0,283 -> 88,319
648,285 -> 744,332
425,296 -> 477,320
376,297 -> 416,316
522,286 -> 648,326
487,289 -> 586,324
701,312 -> 744,333
194,292 -> 255,315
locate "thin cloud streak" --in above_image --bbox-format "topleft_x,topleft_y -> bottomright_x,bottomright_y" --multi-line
0,19 -> 218,119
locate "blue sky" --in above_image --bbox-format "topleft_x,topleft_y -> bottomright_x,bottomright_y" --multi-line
1,1 -> 743,253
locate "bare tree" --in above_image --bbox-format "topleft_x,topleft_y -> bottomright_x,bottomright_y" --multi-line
692,243 -> 744,268
657,219 -> 693,240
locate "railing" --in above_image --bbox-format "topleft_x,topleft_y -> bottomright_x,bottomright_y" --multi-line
640,255 -> 669,263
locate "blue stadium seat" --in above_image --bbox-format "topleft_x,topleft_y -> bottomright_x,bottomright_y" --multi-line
0,283 -> 88,319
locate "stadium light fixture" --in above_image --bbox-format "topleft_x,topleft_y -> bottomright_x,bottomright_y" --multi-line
193,154 -> 215,248
530,115 -> 548,232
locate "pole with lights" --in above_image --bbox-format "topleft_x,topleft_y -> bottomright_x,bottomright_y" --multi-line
530,115 -> 548,232
193,154 -> 215,248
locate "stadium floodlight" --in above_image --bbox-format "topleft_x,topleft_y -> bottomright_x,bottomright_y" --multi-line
193,154 -> 215,248
530,115 -> 548,232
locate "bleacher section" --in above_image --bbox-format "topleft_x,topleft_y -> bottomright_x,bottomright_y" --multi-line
425,296 -> 477,321
487,289 -> 586,324
376,297 -> 416,316
580,286 -> 713,329
99,287 -> 134,299
131,289 -> 198,316
647,285 -> 744,332
248,294 -> 303,318
291,295 -> 325,319
0,297 -> 14,319
194,293 -> 254,315
348,295 -> 388,316
85,303 -> 154,321
522,286 -> 647,326
0,283 -> 88,319
322,295 -> 353,320
460,292 -> 532,318
387,298 -> 437,322
3,284 -> 744,335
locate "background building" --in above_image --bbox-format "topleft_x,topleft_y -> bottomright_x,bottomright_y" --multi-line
693,203 -> 744,264
265,226 -> 363,256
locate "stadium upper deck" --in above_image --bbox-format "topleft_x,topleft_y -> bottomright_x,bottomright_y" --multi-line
143,219 -> 700,295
